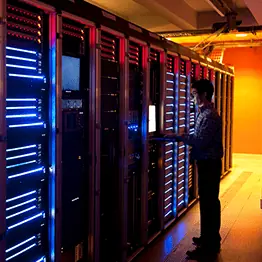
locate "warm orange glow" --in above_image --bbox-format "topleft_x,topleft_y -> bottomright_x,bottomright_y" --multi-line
235,33 -> 248,37
223,47 -> 262,154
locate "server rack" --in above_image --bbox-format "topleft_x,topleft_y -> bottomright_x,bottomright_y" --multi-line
147,47 -> 161,239
163,54 -> 177,224
60,17 -> 89,261
220,74 -> 227,175
98,28 -> 127,262
0,1 -> 7,262
4,1 -> 55,261
215,71 -> 221,115
175,58 -> 188,213
127,40 -> 144,256
229,76 -> 234,169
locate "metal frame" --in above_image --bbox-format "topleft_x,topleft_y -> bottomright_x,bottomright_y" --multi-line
55,13 -> 63,262
0,1 -> 6,262
49,11 -> 58,262
94,27 -> 101,262
221,73 -> 227,176
119,36 -> 128,262
140,44 -> 150,245
87,25 -> 96,262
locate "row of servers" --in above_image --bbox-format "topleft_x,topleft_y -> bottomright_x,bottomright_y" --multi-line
0,1 -> 234,262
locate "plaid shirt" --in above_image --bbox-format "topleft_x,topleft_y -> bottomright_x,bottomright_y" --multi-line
180,103 -> 223,160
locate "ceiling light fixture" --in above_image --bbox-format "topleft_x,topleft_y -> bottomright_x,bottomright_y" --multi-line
235,33 -> 248,37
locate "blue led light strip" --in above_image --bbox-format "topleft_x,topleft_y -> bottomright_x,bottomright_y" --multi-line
6,244 -> 37,261
6,152 -> 36,161
6,55 -> 37,62
6,98 -> 37,102
9,74 -> 44,79
7,106 -> 36,110
6,198 -> 36,211
8,212 -> 43,230
6,191 -> 36,203
164,210 -> 172,217
6,46 -> 37,54
8,167 -> 43,179
6,64 -> 36,70
6,236 -> 36,253
6,114 -> 37,118
7,145 -> 36,152
6,206 -> 36,220
9,122 -> 44,128
7,160 -> 37,169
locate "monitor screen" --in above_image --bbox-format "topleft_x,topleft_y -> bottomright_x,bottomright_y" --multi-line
149,105 -> 156,133
62,55 -> 80,91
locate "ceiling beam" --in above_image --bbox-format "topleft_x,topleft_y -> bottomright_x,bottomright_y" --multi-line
197,8 -> 258,29
205,0 -> 237,16
243,0 -> 262,24
133,0 -> 197,30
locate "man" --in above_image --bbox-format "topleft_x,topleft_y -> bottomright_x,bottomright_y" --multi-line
162,79 -> 223,260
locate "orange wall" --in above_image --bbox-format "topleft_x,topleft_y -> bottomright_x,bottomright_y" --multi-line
223,47 -> 262,154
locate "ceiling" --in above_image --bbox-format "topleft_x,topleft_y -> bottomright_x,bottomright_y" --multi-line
84,0 -> 261,32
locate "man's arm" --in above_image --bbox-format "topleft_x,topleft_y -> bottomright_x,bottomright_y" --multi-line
181,114 -> 219,149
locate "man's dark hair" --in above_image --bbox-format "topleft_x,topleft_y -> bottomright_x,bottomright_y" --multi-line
192,79 -> 214,102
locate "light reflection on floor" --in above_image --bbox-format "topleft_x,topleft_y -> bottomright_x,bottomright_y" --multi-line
134,154 -> 262,262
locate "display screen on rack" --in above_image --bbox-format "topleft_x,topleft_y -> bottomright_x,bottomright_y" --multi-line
62,55 -> 80,91
149,105 -> 156,133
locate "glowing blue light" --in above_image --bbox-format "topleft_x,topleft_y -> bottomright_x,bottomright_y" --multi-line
165,195 -> 172,201
6,191 -> 36,203
7,106 -> 36,110
6,152 -> 36,161
8,167 -> 43,179
6,244 -> 37,261
165,188 -> 172,194
6,236 -> 36,253
165,142 -> 173,146
6,206 -> 36,219
164,210 -> 172,217
178,187 -> 184,192
165,173 -> 173,178
165,180 -> 172,186
178,200 -> 184,206
165,157 -> 172,162
7,145 -> 36,152
6,114 -> 37,118
6,46 -> 37,54
165,203 -> 172,209
178,194 -> 184,199
6,55 -> 36,62
9,73 -> 44,79
7,160 -> 37,169
6,64 -> 36,70
178,180 -> 184,185
9,122 -> 44,128
6,198 -> 36,211
8,212 -> 43,229
6,98 -> 36,102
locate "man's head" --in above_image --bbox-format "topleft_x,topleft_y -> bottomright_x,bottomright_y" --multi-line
191,79 -> 214,106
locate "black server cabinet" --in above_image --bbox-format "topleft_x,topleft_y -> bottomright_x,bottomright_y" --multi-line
148,48 -> 161,238
163,54 -> 176,223
188,63 -> 197,203
225,75 -> 231,172
61,18 -> 89,260
215,71 -> 221,113
5,2 -> 50,261
229,76 -> 234,169
175,58 -> 188,213
127,41 -> 143,255
220,74 -> 226,175
99,31 -> 121,261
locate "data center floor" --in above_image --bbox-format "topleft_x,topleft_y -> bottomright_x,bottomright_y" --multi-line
134,154 -> 262,262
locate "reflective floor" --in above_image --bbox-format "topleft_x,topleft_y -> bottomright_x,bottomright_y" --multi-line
134,154 -> 262,262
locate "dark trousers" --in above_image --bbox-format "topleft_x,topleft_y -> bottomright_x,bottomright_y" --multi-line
197,159 -> 222,248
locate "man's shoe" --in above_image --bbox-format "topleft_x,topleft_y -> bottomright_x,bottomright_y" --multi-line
186,246 -> 220,260
192,236 -> 202,246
